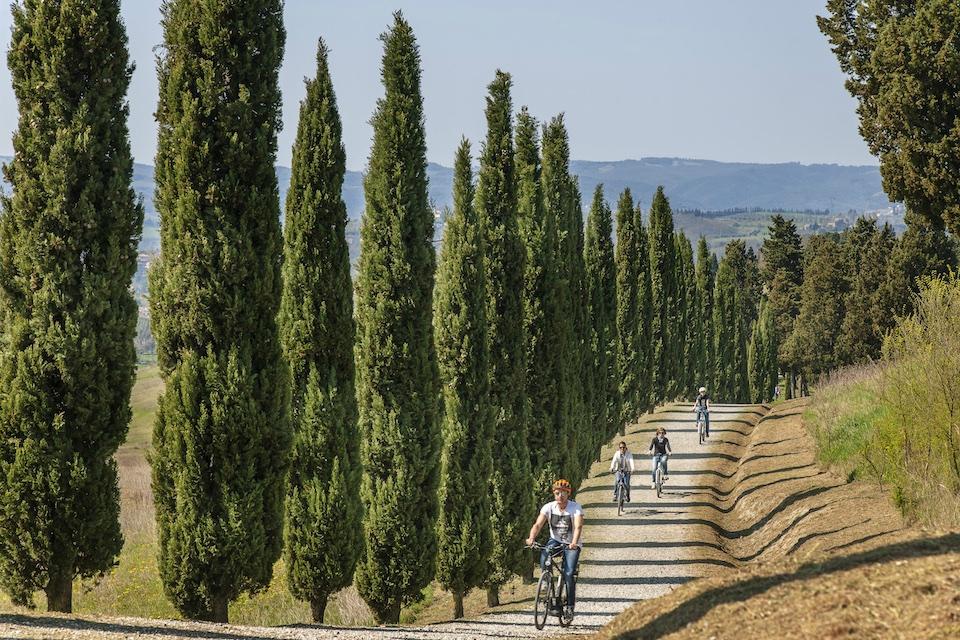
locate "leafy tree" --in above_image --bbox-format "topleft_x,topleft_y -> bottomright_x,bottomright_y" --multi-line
675,233 -> 698,399
819,0 -> 960,234
760,215 -> 803,395
748,297 -> 778,403
474,72 -> 531,605
615,189 -> 641,425
541,115 -> 580,484
585,185 -> 619,450
880,210 -> 958,324
434,140 -> 493,619
353,13 -> 440,623
517,108 -> 562,504
0,0 -> 141,611
695,237 -> 716,392
635,209 -> 654,413
278,40 -> 360,623
713,251 -> 750,403
148,0 -> 289,622
784,234 -> 848,382
648,187 -> 677,402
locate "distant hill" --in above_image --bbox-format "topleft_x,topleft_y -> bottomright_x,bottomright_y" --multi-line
1,155 -> 892,252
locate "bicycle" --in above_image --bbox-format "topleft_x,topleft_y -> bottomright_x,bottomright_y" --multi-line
614,471 -> 630,516
653,454 -> 668,498
696,409 -> 707,445
528,541 -> 576,629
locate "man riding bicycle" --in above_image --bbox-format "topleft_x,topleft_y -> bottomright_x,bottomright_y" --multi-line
610,441 -> 634,502
525,479 -> 583,620
694,385 -> 711,439
648,427 -> 672,488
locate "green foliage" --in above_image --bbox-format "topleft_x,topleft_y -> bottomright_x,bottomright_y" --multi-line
635,212 -> 654,412
0,0 -> 142,610
648,186 -> 677,402
675,233 -> 698,399
818,0 -> 960,234
836,220 -> 895,365
712,255 -> 749,402
614,189 -> 641,423
747,297 -> 778,403
761,215 -> 803,370
353,13 -> 439,624
694,237 -> 716,391
148,0 -> 289,622
784,235 -> 847,379
585,185 -> 620,448
518,108 -> 563,499
278,40 -> 360,623
434,140 -> 493,615
474,73 -> 531,591
540,115 -> 580,485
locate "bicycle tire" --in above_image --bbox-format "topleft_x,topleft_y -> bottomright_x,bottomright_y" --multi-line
556,574 -> 573,628
534,570 -> 552,629
617,482 -> 625,516
698,414 -> 705,444
655,464 -> 663,498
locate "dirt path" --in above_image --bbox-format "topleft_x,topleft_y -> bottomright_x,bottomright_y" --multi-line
0,404 -> 756,640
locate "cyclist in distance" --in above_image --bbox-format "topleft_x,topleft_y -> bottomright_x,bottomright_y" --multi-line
694,385 -> 711,438
610,441 -> 634,502
648,427 -> 672,488
525,479 -> 584,619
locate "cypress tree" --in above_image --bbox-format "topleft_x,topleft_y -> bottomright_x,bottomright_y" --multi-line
278,40 -> 360,623
695,237 -> 716,393
517,108 -> 562,503
676,233 -> 698,399
748,297 -> 778,403
0,0 -> 142,611
148,0 -> 289,621
614,190 -> 641,426
568,180 -> 594,484
837,221 -> 892,365
783,234 -> 847,382
353,13 -> 440,623
635,210 -> 654,413
648,186 -> 677,403
473,72 -> 531,605
585,185 -> 619,450
760,215 -> 803,396
434,140 -> 493,619
713,245 -> 751,403
541,116 -> 578,484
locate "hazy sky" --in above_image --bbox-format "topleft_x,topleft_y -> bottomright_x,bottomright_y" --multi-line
0,0 -> 876,171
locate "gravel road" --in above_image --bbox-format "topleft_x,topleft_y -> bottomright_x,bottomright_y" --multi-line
0,404 -> 751,640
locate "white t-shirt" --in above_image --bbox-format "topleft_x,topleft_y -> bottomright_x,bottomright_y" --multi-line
539,499 -> 584,544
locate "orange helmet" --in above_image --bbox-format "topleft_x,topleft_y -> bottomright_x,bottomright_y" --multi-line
551,479 -> 572,494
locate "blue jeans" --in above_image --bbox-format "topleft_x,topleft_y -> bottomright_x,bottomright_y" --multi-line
652,454 -> 669,482
696,407 -> 710,436
540,538 -> 581,609
613,470 -> 631,501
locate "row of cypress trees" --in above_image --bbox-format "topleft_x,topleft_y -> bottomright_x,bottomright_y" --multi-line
0,1 -> 851,625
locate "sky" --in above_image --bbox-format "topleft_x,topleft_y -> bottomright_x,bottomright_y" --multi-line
0,0 -> 877,171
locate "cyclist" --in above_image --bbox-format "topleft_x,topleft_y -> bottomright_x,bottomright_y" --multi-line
694,385 -> 711,439
648,427 -> 672,488
609,441 -> 634,502
525,479 -> 583,620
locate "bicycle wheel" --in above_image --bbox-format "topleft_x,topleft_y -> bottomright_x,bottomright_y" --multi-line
617,482 -> 625,516
556,575 -> 573,628
655,464 -> 663,498
534,570 -> 553,630
698,414 -> 705,444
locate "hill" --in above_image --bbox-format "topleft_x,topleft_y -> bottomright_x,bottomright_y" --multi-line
2,155 -> 894,253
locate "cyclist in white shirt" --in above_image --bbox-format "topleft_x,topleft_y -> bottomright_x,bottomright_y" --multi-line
525,478 -> 583,618
610,441 -> 634,502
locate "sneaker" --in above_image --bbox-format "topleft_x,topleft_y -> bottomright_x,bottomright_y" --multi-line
651,483 -> 656,489
564,605 -> 574,621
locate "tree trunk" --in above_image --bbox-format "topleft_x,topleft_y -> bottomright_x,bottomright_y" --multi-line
375,601 -> 402,624
45,572 -> 72,613
211,594 -> 228,623
453,591 -> 464,619
310,594 -> 328,623
486,585 -> 500,607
